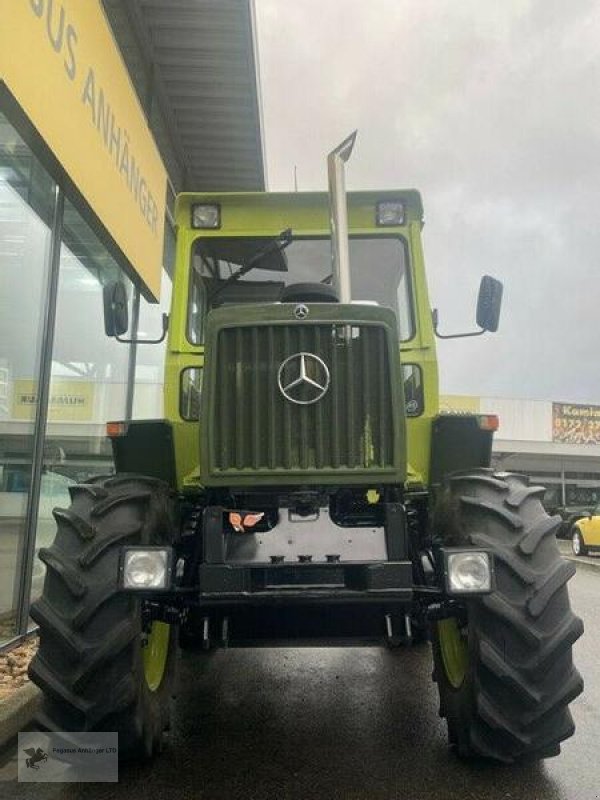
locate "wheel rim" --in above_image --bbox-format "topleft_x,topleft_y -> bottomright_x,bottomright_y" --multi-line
143,622 -> 170,692
573,532 -> 581,555
438,618 -> 469,689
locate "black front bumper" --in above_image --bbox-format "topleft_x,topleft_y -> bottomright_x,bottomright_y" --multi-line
182,561 -> 415,646
195,560 -> 413,604
139,558 -> 417,646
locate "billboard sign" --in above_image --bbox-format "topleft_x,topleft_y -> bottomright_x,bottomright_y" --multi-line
552,402 -> 600,445
0,0 -> 166,299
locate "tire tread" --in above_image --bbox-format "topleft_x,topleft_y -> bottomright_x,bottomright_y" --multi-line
433,470 -> 583,763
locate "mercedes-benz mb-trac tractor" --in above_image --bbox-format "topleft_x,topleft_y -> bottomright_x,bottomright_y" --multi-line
29,133 -> 583,762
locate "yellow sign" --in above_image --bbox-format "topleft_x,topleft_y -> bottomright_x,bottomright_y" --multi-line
13,380 -> 94,422
0,0 -> 166,299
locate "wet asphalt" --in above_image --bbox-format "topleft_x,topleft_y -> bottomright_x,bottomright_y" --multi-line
1,563 -> 598,800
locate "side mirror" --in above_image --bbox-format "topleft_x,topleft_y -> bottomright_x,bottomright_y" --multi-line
476,275 -> 503,332
103,281 -> 129,337
433,275 -> 504,340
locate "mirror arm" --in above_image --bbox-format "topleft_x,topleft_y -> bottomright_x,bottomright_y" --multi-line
432,309 -> 487,340
116,313 -> 169,345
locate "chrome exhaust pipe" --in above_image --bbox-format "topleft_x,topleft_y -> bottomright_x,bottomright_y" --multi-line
328,131 -> 357,304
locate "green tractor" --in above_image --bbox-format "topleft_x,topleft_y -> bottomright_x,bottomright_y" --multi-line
29,133 -> 582,761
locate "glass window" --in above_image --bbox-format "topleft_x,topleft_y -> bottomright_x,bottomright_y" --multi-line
30,198 -> 134,605
180,367 -> 203,421
132,218 -> 174,420
133,267 -> 172,419
566,485 -> 600,507
403,364 -> 424,417
543,485 -> 561,509
188,235 -> 414,344
0,112 -> 56,643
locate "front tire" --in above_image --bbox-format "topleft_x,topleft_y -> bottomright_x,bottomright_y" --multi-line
572,528 -> 588,557
432,470 -> 583,763
28,475 -> 178,759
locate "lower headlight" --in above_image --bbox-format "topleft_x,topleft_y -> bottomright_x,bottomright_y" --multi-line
121,547 -> 173,590
444,549 -> 493,595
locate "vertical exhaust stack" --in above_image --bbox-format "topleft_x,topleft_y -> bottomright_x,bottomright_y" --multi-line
328,131 -> 357,304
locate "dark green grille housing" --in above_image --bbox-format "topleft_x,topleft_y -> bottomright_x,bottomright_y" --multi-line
201,304 -> 406,486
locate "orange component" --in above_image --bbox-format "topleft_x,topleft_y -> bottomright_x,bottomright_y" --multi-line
229,512 -> 244,532
242,512 -> 264,528
477,414 -> 499,432
228,511 -> 264,533
106,421 -> 127,437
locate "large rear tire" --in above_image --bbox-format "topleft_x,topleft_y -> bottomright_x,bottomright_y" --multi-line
28,474 -> 178,759
432,470 -> 583,763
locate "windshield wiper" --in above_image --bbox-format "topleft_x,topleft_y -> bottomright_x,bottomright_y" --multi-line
209,229 -> 293,302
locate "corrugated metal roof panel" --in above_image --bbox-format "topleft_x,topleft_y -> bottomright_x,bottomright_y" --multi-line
103,0 -> 265,192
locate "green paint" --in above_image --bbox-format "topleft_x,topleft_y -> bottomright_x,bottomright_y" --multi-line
143,621 -> 170,692
163,190 -> 439,490
438,618 -> 469,689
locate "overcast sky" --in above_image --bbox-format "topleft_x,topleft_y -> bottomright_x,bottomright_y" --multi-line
254,0 -> 600,403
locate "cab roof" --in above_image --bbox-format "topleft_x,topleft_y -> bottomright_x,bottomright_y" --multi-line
175,190 -> 424,233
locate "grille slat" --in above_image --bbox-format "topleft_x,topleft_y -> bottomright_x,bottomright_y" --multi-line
212,323 -> 395,475
283,327 -> 293,469
362,328 -> 370,468
218,331 -> 230,469
268,327 -> 276,469
235,329 -> 244,469
378,329 -> 387,467
252,327 -> 260,469
314,327 -> 324,468
299,326 -> 309,470
346,328 -> 355,467
331,330 -> 340,468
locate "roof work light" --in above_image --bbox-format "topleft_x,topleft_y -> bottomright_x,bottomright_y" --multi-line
376,200 -> 405,226
191,204 -> 221,229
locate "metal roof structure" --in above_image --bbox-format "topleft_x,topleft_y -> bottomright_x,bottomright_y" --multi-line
103,0 -> 266,193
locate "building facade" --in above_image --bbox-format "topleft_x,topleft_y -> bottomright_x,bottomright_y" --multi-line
0,0 -> 264,646
442,395 -> 600,509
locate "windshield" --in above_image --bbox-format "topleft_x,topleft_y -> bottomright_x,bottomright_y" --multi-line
188,236 -> 414,342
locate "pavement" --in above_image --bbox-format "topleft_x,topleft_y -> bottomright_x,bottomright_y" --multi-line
0,684 -> 39,753
0,553 -> 596,799
558,537 -> 600,570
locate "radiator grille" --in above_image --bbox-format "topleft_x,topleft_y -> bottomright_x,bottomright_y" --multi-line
210,323 -> 394,474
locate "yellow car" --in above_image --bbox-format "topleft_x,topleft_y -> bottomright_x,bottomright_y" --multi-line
572,510 -> 600,556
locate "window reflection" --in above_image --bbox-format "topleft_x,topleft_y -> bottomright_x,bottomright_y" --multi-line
0,112 -> 56,643
403,364 -> 424,417
30,199 -> 134,605
188,236 -> 414,344
133,263 -> 173,419
180,367 -> 203,421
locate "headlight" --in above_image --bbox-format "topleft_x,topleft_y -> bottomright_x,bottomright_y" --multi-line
376,200 -> 405,226
443,549 -> 493,595
191,203 -> 221,229
121,547 -> 173,590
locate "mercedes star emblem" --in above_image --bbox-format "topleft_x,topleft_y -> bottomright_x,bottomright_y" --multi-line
294,304 -> 309,319
277,352 -> 330,405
